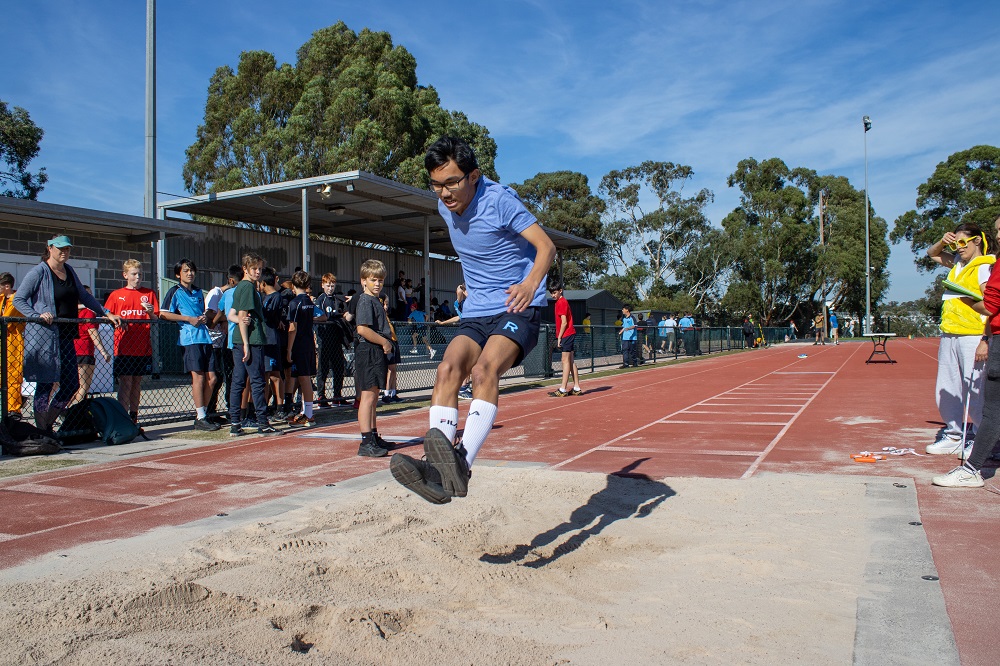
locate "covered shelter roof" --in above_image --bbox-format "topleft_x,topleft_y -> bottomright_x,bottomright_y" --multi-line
158,171 -> 596,259
0,196 -> 205,242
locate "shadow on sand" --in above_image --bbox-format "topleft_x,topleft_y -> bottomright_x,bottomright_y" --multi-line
480,458 -> 675,568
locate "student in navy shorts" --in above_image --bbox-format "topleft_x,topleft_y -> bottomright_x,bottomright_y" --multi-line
390,136 -> 556,504
285,271 -> 324,427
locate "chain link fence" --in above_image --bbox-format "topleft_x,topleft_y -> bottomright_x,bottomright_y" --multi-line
2,316 -> 790,431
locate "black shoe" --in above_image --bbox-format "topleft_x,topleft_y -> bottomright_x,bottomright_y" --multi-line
619,364 -> 630,369
258,423 -> 277,434
390,454 -> 451,504
423,428 -> 471,497
193,417 -> 220,432
229,425 -> 245,437
358,440 -> 389,457
375,434 -> 395,451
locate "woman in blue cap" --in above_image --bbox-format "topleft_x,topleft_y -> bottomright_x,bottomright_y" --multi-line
14,235 -> 122,431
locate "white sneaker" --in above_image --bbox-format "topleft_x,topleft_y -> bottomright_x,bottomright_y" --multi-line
926,436 -> 964,455
429,349 -> 437,360
932,465 -> 984,488
409,349 -> 418,354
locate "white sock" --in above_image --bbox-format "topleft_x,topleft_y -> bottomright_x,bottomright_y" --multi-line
390,389 -> 397,397
429,405 -> 459,442
196,406 -> 207,419
461,400 -> 498,467
304,401 -> 313,418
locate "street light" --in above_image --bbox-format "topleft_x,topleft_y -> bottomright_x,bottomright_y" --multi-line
819,188 -> 829,341
863,115 -> 871,334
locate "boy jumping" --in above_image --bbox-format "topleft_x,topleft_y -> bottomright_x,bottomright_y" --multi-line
390,136 -> 556,503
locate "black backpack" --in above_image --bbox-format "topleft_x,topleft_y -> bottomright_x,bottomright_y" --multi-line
57,398 -> 142,446
0,415 -> 62,456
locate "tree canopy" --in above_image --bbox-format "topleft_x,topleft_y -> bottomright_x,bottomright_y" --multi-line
0,100 -> 47,199
891,145 -> 1000,271
508,171 -> 606,288
598,161 -> 713,302
183,22 -> 496,195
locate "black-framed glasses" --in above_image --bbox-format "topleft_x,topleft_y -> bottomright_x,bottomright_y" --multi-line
429,173 -> 469,194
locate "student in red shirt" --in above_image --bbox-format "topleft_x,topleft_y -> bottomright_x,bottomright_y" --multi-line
73,285 -> 111,406
104,259 -> 159,423
548,282 -> 583,397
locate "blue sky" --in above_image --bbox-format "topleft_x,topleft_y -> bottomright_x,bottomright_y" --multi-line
3,1 -> 998,302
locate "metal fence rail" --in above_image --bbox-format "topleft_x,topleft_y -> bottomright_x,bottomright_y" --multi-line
1,316 -> 790,430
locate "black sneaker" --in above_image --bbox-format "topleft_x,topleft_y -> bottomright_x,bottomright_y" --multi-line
229,425 -> 245,437
258,423 -> 277,434
423,428 -> 471,497
358,440 -> 389,457
390,454 -> 451,504
375,434 -> 394,451
193,417 -> 220,432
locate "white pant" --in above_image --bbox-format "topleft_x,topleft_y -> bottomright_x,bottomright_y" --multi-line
936,334 -> 984,439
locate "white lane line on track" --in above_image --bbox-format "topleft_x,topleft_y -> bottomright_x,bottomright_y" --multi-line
740,344 -> 863,479
551,350 -> 843,469
602,446 -> 760,456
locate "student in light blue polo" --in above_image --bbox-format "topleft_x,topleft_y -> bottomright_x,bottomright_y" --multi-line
619,306 -> 638,367
160,259 -> 219,431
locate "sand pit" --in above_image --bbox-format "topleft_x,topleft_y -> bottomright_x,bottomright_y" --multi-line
0,467 -> 943,664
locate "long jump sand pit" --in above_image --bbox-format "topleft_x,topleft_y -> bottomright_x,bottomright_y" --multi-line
0,466 -> 955,665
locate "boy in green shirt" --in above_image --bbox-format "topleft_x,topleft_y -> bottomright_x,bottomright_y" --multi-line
228,252 -> 276,435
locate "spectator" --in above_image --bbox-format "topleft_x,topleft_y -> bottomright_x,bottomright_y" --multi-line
204,265 -> 242,422
228,253 -> 275,436
812,313 -> 825,345
379,293 -> 403,404
314,273 -> 349,407
160,259 -> 219,431
259,267 -> 287,417
788,319 -> 798,340
548,282 -> 583,396
392,270 -> 407,321
407,302 -> 435,358
829,311 -> 839,345
619,306 -> 638,368
354,259 -> 393,457
285,271 -> 324,427
439,300 -> 452,318
104,259 -> 159,424
14,235 -> 122,431
742,316 -> 755,349
664,313 -> 677,352
72,285 -> 112,407
679,312 -> 697,356
1,272 -> 26,415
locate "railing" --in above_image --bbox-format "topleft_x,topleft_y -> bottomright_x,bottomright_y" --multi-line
1,316 -> 789,430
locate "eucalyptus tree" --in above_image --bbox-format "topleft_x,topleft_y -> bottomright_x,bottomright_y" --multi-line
0,100 -> 47,199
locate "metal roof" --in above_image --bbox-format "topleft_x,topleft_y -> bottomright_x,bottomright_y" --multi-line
158,170 -> 596,256
0,196 -> 205,242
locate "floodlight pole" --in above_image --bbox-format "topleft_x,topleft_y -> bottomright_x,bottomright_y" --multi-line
863,115 -> 871,335
819,189 -> 828,341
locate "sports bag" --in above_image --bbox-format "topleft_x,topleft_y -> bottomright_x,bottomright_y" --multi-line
0,415 -> 62,456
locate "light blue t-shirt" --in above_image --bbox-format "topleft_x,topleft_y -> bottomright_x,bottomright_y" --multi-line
438,177 -> 544,318
622,315 -> 637,341
220,288 -> 236,350
163,284 -> 212,346
409,309 -> 426,323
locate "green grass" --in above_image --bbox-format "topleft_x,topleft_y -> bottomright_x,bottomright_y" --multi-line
0,457 -> 87,478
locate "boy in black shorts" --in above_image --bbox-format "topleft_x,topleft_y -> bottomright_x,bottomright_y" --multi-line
285,271 -> 324,427
354,259 -> 393,457
390,136 -> 556,503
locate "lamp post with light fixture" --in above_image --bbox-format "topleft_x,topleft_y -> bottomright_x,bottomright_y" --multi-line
863,115 -> 872,335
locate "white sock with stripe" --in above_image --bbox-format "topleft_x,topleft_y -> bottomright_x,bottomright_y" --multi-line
429,405 -> 459,443
461,400 -> 497,467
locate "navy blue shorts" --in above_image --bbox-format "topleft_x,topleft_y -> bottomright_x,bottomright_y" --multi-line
289,346 -> 317,378
263,344 -> 283,372
182,343 -> 216,374
455,307 -> 541,367
558,333 -> 576,353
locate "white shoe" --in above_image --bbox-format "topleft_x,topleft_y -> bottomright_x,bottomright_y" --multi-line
429,349 -> 437,360
926,436 -> 964,455
932,465 -> 984,488
409,349 -> 418,354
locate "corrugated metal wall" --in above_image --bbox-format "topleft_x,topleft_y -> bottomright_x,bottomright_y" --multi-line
166,224 -> 463,300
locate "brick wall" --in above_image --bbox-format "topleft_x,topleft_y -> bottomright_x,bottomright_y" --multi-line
1,224 -> 152,298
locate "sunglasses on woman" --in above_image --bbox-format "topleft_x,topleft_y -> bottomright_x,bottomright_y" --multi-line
946,237 -> 979,252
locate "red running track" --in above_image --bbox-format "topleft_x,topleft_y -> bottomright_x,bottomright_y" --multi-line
1,339 -> 997,664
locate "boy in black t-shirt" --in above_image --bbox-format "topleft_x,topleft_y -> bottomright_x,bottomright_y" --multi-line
285,271 -> 325,426
354,260 -> 393,457
314,272 -> 348,406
